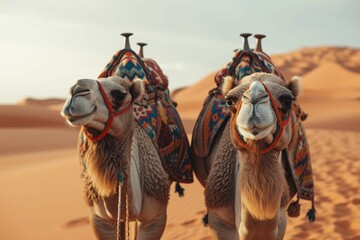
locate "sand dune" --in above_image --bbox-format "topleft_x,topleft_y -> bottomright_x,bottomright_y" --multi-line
0,128 -> 78,157
172,72 -> 216,118
0,148 -> 92,240
17,97 -> 65,106
300,61 -> 360,98
1,46 -> 360,239
1,127 -> 359,239
272,46 -> 360,81
0,101 -> 67,128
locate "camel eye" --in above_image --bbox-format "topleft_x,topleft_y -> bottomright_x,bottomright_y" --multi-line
225,97 -> 238,114
225,94 -> 238,107
226,99 -> 234,107
111,89 -> 127,107
279,95 -> 294,113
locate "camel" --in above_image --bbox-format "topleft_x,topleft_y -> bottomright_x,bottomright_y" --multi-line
61,76 -> 170,240
197,72 -> 299,239
191,34 -> 315,239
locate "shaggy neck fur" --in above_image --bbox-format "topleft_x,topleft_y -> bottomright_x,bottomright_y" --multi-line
82,129 -> 133,197
239,140 -> 289,220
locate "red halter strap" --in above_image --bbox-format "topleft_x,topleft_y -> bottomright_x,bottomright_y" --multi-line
84,81 -> 132,142
231,81 -> 291,154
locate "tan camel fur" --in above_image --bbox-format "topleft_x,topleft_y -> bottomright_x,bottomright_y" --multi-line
61,76 -> 170,240
200,73 -> 300,240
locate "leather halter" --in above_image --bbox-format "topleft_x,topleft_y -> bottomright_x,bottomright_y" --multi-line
231,81 -> 291,154
84,81 -> 132,142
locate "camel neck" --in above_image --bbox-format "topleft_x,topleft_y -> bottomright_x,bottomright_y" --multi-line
240,150 -> 279,168
238,150 -> 287,239
81,129 -> 134,197
108,130 -> 134,172
238,150 -> 288,220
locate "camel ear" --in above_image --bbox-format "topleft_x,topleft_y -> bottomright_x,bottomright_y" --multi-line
222,76 -> 234,96
287,76 -> 301,98
130,78 -> 145,102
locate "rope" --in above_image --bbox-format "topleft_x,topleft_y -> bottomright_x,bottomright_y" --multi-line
117,182 -> 123,240
114,132 -> 132,240
126,192 -> 130,240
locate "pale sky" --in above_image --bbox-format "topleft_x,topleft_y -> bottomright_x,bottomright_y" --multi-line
1,0 -> 359,104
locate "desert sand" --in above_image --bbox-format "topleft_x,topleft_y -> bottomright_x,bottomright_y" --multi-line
1,46 -> 360,239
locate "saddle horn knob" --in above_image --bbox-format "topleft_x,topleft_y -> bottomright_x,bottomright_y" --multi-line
254,34 -> 266,52
121,32 -> 133,49
240,33 -> 252,51
137,42 -> 147,58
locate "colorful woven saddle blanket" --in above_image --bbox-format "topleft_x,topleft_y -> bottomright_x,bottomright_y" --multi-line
97,48 -> 192,183
287,102 -> 314,201
192,49 -> 314,202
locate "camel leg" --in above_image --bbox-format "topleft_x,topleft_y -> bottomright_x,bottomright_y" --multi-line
137,213 -> 166,240
137,196 -> 167,240
239,208 -> 283,240
208,207 -> 239,240
90,213 -> 117,240
91,214 -> 140,240
276,208 -> 287,240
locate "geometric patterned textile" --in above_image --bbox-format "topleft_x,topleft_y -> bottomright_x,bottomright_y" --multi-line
99,49 -> 150,82
288,102 -> 314,201
97,48 -> 193,183
191,93 -> 230,158
215,49 -> 285,86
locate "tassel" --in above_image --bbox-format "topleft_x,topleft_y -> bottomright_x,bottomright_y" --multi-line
202,213 -> 209,226
307,208 -> 316,223
175,182 -> 185,197
287,197 -> 301,217
118,170 -> 125,183
307,201 -> 316,223
301,112 -> 308,121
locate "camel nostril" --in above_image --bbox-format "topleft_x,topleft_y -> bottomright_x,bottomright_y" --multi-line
69,106 -> 76,114
62,106 -> 70,116
73,84 -> 90,96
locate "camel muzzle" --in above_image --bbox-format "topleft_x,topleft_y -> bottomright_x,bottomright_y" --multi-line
231,81 -> 291,154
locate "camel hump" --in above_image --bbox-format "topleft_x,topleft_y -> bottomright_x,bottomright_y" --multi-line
215,50 -> 285,89
142,58 -> 169,91
98,49 -> 149,82
98,48 -> 171,102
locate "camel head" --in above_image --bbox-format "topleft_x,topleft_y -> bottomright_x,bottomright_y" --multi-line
222,72 -> 301,220
61,76 -> 144,140
223,72 -> 300,154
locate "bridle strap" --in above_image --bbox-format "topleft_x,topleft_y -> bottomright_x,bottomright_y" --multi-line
232,81 -> 291,154
84,81 -> 132,142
